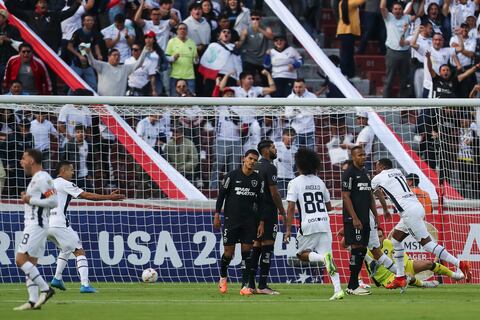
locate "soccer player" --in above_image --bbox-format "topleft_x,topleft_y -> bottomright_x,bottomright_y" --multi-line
49,161 -> 125,293
371,158 -> 472,289
342,146 -> 376,295
284,148 -> 344,301
248,139 -> 286,295
214,149 -> 265,295
14,149 -> 57,311
341,159 -> 398,288
364,227 -> 464,289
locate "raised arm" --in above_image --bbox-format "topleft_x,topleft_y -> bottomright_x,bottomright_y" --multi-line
380,0 -> 389,20
58,0 -> 82,21
425,51 -> 436,78
261,70 -> 276,95
458,63 -> 480,82
134,0 -> 147,28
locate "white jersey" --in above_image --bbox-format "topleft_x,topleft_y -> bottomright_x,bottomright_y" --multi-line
371,168 -> 422,214
24,171 -> 57,227
286,174 -> 331,235
50,178 -> 84,228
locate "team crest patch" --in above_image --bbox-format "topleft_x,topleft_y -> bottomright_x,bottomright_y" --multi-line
272,175 -> 277,182
356,234 -> 362,241
251,180 -> 258,187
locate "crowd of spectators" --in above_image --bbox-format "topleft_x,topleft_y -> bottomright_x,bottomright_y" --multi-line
0,0 -> 480,199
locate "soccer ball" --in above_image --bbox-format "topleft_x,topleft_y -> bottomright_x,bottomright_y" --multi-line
142,268 -> 158,283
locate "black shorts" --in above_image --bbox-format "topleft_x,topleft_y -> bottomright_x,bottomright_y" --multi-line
257,211 -> 278,241
343,220 -> 370,247
223,220 -> 256,245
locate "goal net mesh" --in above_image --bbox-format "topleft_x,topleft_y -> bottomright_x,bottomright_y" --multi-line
0,99 -> 478,284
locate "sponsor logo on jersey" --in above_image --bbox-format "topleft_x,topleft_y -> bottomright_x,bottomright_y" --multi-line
234,187 -> 256,196
357,183 -> 371,191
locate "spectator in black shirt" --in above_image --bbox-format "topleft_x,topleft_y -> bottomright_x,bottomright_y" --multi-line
427,51 -> 480,99
249,139 -> 286,295
68,14 -> 103,92
213,149 -> 264,296
0,9 -> 21,95
342,146 -> 376,295
212,14 -> 240,47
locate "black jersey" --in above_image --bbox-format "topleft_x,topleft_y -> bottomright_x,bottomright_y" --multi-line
215,168 -> 264,227
255,158 -> 278,213
341,165 -> 372,223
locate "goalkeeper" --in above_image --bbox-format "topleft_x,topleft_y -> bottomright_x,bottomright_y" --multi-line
364,228 -> 465,288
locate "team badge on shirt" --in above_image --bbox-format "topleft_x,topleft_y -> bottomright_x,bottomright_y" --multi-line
251,180 -> 258,187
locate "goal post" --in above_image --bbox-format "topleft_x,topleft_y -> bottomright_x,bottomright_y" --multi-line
0,96 -> 478,284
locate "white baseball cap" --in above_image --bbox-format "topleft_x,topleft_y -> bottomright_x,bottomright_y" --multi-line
356,111 -> 369,119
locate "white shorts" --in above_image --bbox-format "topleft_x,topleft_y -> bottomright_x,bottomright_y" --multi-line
48,226 -> 82,253
296,232 -> 332,256
368,212 -> 380,250
395,206 -> 430,241
17,224 -> 48,258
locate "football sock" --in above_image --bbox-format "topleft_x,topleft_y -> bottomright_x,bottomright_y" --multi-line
54,252 -> 69,280
20,261 -> 49,291
248,246 -> 261,288
76,255 -> 89,286
26,277 -> 39,303
258,245 -> 273,289
392,238 -> 405,277
220,254 -> 232,278
422,242 -> 459,267
377,253 -> 397,273
308,251 -> 324,262
431,262 -> 454,277
347,247 -> 366,290
240,251 -> 252,287
412,278 -> 423,287
330,272 -> 342,293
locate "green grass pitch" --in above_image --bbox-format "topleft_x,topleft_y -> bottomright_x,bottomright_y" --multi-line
1,283 -> 479,320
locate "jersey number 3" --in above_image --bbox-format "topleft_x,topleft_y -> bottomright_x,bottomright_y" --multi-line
303,192 -> 325,214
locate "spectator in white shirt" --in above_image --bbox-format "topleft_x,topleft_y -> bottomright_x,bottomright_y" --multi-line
380,0 -> 414,98
102,13 -> 136,63
58,92 -> 93,146
209,87 -> 242,190
342,112 -> 375,171
135,0 -> 177,51
125,40 -> 159,96
136,114 -> 171,154
274,127 -> 297,198
183,2 -> 212,56
403,21 -> 433,98
30,113 -> 58,173
263,34 -> 303,97
64,125 -> 93,191
450,22 -> 477,97
411,30 -> 463,97
285,78 -> 316,150
60,0 -> 95,63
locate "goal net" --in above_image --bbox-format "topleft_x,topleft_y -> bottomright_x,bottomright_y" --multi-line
0,96 -> 478,284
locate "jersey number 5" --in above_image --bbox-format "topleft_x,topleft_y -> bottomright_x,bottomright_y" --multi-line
303,192 -> 325,214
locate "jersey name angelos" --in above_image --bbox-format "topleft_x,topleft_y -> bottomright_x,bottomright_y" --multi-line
49,177 -> 84,228
371,168 -> 422,213
286,174 -> 331,235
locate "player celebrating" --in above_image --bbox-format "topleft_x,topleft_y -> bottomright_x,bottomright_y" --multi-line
14,149 -> 57,311
214,149 -> 264,295
364,227 -> 464,288
342,146 -> 376,295
284,148 -> 344,301
371,158 -> 472,289
249,139 -> 286,295
49,161 -> 125,293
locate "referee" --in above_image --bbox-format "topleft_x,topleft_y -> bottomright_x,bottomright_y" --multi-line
213,149 -> 264,296
342,146 -> 376,295
249,139 -> 286,295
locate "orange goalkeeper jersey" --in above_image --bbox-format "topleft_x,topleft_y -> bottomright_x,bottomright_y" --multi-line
411,187 -> 433,214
